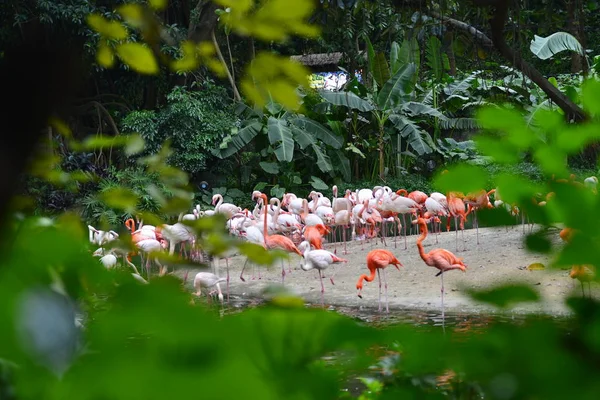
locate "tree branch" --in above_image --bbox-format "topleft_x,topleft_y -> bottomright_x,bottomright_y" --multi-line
430,2 -> 587,122
211,30 -> 241,102
485,0 -> 586,121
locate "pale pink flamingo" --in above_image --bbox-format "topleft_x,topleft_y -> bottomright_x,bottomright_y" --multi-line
298,241 -> 347,306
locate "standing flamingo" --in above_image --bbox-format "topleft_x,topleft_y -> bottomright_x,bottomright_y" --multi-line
254,192 -> 302,285
570,265 -> 595,297
413,217 -> 467,319
356,249 -> 403,313
298,241 -> 347,306
446,192 -> 467,251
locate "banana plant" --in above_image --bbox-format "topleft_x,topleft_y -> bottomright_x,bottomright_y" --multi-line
318,38 -> 448,179
212,99 -> 345,178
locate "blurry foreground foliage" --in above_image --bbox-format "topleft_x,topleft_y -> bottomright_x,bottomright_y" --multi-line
4,1 -> 600,399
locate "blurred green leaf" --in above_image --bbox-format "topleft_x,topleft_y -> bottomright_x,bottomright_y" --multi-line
525,231 -> 553,253
87,14 -> 128,40
433,164 -> 488,194
116,43 -> 159,75
468,284 -> 540,308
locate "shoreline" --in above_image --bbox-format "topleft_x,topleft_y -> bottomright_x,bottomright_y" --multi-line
179,225 -> 591,318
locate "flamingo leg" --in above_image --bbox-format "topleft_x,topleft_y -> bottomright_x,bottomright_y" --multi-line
318,270 -> 325,307
475,210 -> 480,245
281,260 -> 286,285
454,216 -> 459,252
226,258 -> 230,303
402,214 -> 408,250
343,228 -> 347,255
377,268 -> 382,313
440,271 -> 445,321
581,281 -> 585,297
240,258 -> 249,282
384,267 -> 389,313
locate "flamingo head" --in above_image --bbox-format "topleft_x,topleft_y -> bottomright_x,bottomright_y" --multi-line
356,281 -> 364,298
332,185 -> 338,197
211,194 -> 218,206
251,191 -> 263,202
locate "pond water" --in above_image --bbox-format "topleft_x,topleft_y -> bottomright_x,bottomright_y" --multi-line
222,293 -> 570,333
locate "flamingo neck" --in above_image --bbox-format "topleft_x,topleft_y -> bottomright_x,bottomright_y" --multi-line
416,222 -> 430,263
262,195 -> 269,242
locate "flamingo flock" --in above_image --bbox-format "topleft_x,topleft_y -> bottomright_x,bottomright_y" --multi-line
87,176 -> 597,310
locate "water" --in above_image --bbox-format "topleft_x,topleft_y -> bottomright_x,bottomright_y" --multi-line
221,293 -> 569,333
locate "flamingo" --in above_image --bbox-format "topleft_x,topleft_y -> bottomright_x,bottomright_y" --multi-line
334,199 -> 352,254
425,196 -> 448,242
93,247 -> 118,269
413,217 -> 467,319
212,194 -> 242,219
356,249 -> 403,313
301,199 -> 325,226
193,272 -> 226,303
570,265 -> 595,297
303,224 -> 330,250
446,192 -> 467,251
254,192 -> 303,284
464,189 -> 495,245
88,225 -> 119,246
298,241 -> 347,306
380,191 -> 420,249
332,185 -> 353,213
136,238 -> 167,277
238,216 -> 265,282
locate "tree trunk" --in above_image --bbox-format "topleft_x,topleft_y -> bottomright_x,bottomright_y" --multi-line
172,0 -> 220,87
211,30 -> 241,101
567,0 -> 583,73
378,123 -> 385,180
430,3 -> 587,122
443,29 -> 456,76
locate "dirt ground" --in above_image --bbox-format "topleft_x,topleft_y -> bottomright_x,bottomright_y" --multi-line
178,225 -> 595,316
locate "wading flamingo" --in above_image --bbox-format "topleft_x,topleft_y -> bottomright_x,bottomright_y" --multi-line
193,272 -> 226,304
298,241 -> 347,306
254,192 -> 302,285
356,249 -> 403,313
570,265 -> 595,298
413,217 -> 467,319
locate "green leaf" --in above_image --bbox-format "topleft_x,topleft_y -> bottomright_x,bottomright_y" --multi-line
149,0 -> 168,11
97,42 -> 115,68
125,134 -> 145,155
477,106 -> 535,149
433,164 -> 488,194
98,187 -> 138,212
530,32 -> 585,59
270,185 -> 286,198
254,182 -> 268,192
525,231 -> 553,253
372,52 -> 391,88
426,36 -> 444,80
390,115 -> 433,155
401,102 -> 447,120
259,161 -> 280,174
116,43 -> 159,75
213,121 -> 263,158
398,38 -> 420,71
548,76 -> 558,88
291,116 -> 343,149
87,14 -> 128,40
533,146 -> 568,177
319,91 -> 374,112
330,151 -> 351,181
311,144 -> 333,173
267,117 -> 294,162
389,41 -> 401,75
475,136 -> 520,164
376,63 -> 416,110
345,143 -> 365,158
581,78 -> 600,115
310,176 -> 328,190
468,284 -> 540,308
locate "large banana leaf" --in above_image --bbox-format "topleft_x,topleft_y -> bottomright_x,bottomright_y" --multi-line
376,63 -> 416,111
439,118 -> 480,130
291,126 -> 334,172
390,41 -> 401,75
212,121 -> 263,158
390,114 -> 434,155
398,38 -> 420,70
401,102 -> 448,120
330,150 -> 351,181
291,116 -> 343,149
426,36 -> 444,81
267,117 -> 294,162
530,32 -> 585,60
366,37 -> 391,87
320,91 -> 374,112
443,71 -> 482,96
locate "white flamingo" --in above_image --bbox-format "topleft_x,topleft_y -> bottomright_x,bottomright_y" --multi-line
212,194 -> 241,219
193,272 -> 226,304
298,241 -> 347,306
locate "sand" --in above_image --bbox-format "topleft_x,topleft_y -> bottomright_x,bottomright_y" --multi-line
179,225 -> 595,316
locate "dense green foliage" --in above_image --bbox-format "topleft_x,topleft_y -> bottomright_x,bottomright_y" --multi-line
4,0 -> 600,399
